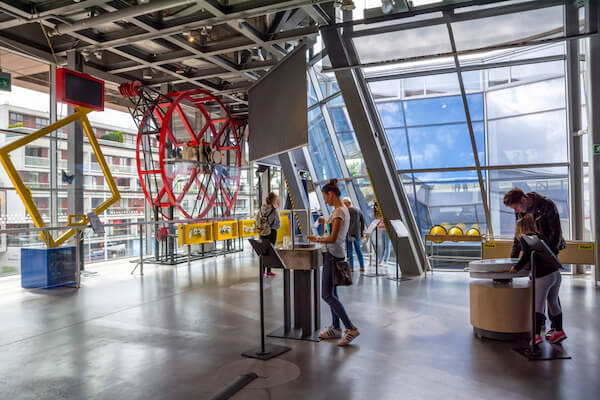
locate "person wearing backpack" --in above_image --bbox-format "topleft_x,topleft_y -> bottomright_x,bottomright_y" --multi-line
256,192 -> 281,277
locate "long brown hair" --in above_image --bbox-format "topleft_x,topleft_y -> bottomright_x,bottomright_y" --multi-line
265,192 -> 278,205
515,214 -> 537,239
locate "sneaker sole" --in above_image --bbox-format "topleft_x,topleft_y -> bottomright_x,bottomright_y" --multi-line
550,336 -> 567,345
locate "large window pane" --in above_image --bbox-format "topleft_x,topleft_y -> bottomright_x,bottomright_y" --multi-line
307,108 -> 342,181
404,94 -> 483,126
451,7 -> 564,52
488,167 -> 569,237
487,110 -> 567,165
386,128 -> 411,170
407,122 -> 485,169
487,77 -> 566,119
376,102 -> 405,128
353,24 -> 452,65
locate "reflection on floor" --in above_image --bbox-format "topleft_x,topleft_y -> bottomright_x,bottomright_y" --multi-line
0,251 -> 598,399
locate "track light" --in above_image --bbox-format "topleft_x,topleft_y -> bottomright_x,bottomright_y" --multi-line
143,68 -> 153,80
93,50 -> 102,60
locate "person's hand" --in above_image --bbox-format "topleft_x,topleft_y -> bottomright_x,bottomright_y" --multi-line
509,266 -> 517,274
317,217 -> 325,224
307,235 -> 318,242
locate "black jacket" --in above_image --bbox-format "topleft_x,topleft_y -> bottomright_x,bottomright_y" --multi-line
513,235 -> 562,278
510,192 -> 566,258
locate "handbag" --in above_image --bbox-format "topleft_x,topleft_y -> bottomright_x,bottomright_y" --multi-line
331,256 -> 353,286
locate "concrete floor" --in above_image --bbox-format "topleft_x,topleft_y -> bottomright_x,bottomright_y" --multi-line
0,251 -> 598,400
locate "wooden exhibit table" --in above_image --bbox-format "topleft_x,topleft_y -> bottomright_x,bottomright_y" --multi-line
468,259 -> 531,340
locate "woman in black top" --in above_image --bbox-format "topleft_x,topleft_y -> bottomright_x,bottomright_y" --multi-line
510,214 -> 567,345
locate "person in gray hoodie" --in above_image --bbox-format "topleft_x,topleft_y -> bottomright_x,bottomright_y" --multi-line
257,192 -> 281,276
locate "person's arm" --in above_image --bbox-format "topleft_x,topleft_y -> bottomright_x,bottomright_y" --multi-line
359,211 -> 366,236
542,200 -> 562,253
308,217 -> 342,244
509,212 -> 521,258
512,238 -> 531,272
271,209 -> 281,230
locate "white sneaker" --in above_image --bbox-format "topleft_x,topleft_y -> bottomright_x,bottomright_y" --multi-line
319,326 -> 342,339
338,328 -> 360,346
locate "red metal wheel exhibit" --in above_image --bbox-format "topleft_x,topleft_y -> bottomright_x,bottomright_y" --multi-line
121,82 -> 245,220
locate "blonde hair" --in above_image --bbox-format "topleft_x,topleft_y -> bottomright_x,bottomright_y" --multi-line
342,197 -> 352,204
515,214 -> 537,239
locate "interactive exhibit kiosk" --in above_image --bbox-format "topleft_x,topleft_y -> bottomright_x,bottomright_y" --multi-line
469,235 -> 570,361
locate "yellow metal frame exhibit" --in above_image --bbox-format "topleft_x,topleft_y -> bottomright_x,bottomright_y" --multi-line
0,106 -> 120,248
276,211 -> 291,243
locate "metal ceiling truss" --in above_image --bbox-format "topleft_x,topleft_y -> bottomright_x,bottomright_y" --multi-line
0,0 -> 332,113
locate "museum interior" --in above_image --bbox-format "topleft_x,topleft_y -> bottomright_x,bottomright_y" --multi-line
0,0 -> 598,399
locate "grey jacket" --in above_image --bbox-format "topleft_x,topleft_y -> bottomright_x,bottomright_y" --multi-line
346,206 -> 365,240
257,204 -> 281,231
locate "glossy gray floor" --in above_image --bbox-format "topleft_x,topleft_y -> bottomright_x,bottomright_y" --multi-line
0,251 -> 598,400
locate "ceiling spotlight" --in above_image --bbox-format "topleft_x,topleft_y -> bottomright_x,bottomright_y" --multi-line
334,0 -> 355,10
143,68 -> 153,80
80,51 -> 90,62
93,50 -> 102,60
342,1 -> 356,11
381,0 -> 409,13
188,35 -> 195,43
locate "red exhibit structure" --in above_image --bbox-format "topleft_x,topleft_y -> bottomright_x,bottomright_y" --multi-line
120,81 -> 246,220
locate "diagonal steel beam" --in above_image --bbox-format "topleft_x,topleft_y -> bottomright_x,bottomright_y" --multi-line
444,13 -> 492,236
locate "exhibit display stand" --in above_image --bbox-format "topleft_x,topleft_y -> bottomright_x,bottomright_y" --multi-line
513,235 -> 571,361
243,239 -> 291,361
364,219 -> 385,278
387,220 -> 411,283
269,244 -> 322,342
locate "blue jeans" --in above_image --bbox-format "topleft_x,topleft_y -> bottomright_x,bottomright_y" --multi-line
346,237 -> 365,270
322,253 -> 354,330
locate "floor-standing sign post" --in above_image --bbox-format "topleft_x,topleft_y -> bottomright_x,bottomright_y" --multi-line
243,239 -> 291,360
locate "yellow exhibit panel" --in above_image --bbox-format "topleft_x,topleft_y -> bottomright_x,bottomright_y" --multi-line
277,211 -> 291,243
179,223 -> 213,245
239,219 -> 257,238
213,220 -> 239,241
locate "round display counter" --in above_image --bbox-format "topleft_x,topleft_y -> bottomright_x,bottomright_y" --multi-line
468,259 -> 531,340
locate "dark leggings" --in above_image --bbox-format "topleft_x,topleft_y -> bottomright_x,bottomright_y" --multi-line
260,229 -> 277,273
322,253 -> 354,330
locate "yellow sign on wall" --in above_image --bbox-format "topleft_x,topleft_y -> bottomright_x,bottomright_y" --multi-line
179,223 -> 213,245
578,243 -> 594,251
483,243 -> 497,249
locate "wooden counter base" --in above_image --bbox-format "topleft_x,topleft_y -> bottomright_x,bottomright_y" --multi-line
470,279 -> 531,338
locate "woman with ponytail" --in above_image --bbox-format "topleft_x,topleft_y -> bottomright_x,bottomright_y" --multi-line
308,179 -> 360,346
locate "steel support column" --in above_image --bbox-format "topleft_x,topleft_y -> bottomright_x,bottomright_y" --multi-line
586,0 -> 600,285
279,152 -> 310,236
321,27 -> 427,276
566,0 -> 585,274
67,51 -> 85,270
49,64 -> 58,228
